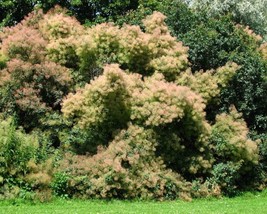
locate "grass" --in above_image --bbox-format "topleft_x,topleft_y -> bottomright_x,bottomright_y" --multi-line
0,191 -> 267,214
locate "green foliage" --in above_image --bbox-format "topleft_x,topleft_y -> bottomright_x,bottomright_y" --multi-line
51,172 -> 70,198
0,51 -> 8,69
190,0 -> 267,39
208,107 -> 260,194
220,54 -> 267,135
210,107 -> 258,164
0,118 -> 38,180
114,4 -> 153,28
0,0 -> 140,28
0,117 -> 38,199
180,16 -> 256,71
0,116 -> 58,200
157,0 -> 201,36
259,141 -> 267,184
208,162 -> 242,196
0,0 -> 36,28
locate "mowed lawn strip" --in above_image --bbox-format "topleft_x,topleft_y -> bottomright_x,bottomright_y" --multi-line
0,191 -> 266,214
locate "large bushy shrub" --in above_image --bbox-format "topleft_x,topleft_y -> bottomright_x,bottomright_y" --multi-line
109,0 -> 267,142
62,64 -> 258,198
0,7 -> 263,200
55,125 -> 200,200
208,107 -> 260,194
0,9 -> 73,131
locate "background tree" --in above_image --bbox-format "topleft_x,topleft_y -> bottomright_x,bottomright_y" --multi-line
0,0 -> 36,28
188,0 -> 267,39
0,0 -> 141,28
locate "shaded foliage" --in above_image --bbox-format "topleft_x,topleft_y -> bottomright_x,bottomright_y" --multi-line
0,0 -> 140,28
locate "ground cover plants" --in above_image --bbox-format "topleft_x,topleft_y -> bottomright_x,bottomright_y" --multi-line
0,3 -> 266,202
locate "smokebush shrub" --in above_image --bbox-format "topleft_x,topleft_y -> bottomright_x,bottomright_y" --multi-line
60,11 -> 261,197
56,125 -> 220,200
210,107 -> 258,164
0,9 -> 73,131
0,7 -> 264,200
208,107 -> 260,193
62,63 -> 259,196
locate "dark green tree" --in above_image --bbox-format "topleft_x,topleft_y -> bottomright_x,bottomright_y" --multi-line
0,0 -> 140,27
0,0 -> 36,27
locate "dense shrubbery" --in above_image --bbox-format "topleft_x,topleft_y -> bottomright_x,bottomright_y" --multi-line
55,126 -> 198,200
0,117 -> 55,200
0,5 -> 266,200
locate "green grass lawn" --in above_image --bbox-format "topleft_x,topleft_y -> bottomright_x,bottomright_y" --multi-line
1,191 -> 267,214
